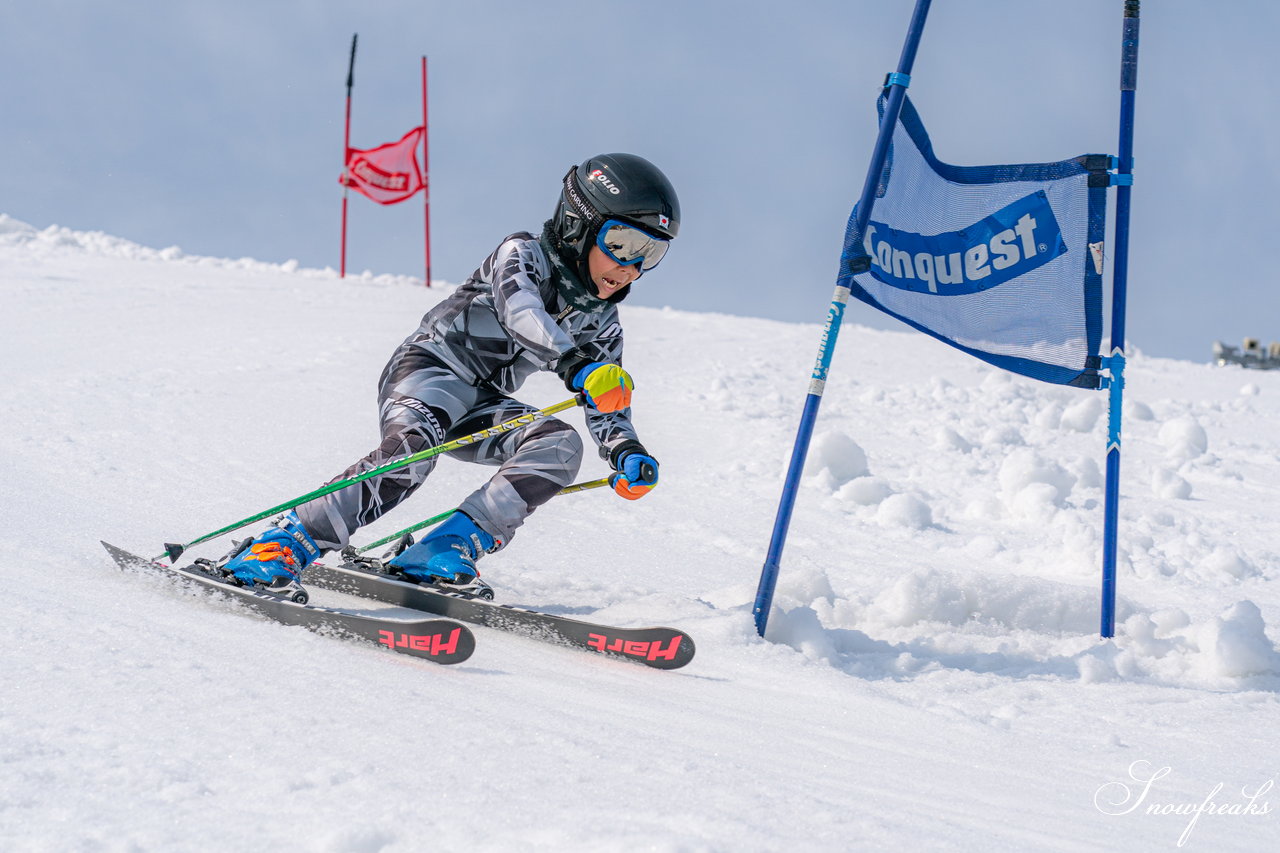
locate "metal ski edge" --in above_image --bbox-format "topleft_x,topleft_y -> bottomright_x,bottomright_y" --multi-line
100,542 -> 475,665
305,560 -> 696,670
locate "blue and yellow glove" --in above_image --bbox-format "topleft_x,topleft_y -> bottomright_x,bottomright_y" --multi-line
571,362 -> 634,413
609,441 -> 658,500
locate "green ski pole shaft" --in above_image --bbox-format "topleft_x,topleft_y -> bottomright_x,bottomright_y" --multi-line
355,476 -> 613,554
161,396 -> 582,562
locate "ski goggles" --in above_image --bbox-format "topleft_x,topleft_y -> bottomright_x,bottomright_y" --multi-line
595,219 -> 670,271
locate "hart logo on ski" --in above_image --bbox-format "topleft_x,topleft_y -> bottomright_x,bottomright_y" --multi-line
100,542 -> 475,665
378,627 -> 463,656
305,556 -> 697,670
586,632 -> 684,662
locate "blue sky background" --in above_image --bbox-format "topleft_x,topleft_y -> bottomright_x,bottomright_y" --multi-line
4,1 -> 1277,362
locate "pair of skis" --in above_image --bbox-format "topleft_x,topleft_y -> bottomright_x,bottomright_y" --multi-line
101,542 -> 695,670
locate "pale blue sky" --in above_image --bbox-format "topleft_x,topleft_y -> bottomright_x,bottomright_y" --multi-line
4,1 -> 1277,362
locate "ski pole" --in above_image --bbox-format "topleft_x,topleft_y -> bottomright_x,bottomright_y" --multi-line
353,461 -> 654,555
558,475 -> 616,496
161,396 -> 583,562
354,475 -> 614,554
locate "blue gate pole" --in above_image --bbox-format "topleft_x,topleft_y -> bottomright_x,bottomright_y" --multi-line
752,0 -> 933,637
1100,0 -> 1142,638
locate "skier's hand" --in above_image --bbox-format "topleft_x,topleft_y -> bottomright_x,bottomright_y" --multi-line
611,450 -> 658,500
571,362 -> 633,413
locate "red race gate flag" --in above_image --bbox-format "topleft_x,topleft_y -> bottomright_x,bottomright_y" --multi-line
341,126 -> 425,205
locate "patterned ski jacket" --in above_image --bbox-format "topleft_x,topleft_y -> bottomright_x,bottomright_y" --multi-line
397,232 -> 641,462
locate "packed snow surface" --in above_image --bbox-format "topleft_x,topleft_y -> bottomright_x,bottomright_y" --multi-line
2,215 -> 1277,850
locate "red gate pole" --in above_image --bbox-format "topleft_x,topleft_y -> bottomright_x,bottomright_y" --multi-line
340,34 -> 357,278
421,55 -> 432,287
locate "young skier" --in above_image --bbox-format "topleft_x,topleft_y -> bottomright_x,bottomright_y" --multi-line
221,153 -> 679,596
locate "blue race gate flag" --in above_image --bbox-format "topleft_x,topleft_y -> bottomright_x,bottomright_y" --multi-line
840,95 -> 1111,388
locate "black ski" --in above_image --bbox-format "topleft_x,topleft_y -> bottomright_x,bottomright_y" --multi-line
304,556 -> 696,670
101,542 -> 475,665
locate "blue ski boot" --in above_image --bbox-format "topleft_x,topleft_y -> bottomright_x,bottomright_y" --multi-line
222,511 -> 321,601
388,512 -> 497,599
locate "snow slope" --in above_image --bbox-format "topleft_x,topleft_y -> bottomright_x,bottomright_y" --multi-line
1,215 -> 1277,851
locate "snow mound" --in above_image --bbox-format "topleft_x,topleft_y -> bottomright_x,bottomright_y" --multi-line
1193,601 -> 1280,678
1060,395 -> 1103,432
1199,547 -> 1259,581
1158,416 -> 1209,461
0,213 -> 35,237
875,493 -> 933,529
835,476 -> 893,506
1124,399 -> 1156,420
868,568 -> 1102,632
769,581 -> 1280,692
934,425 -> 974,453
998,448 -> 1077,507
1094,601 -> 1280,685
803,429 -> 869,488
1151,466 -> 1193,500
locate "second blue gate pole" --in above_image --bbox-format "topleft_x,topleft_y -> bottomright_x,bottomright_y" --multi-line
1100,0 -> 1142,638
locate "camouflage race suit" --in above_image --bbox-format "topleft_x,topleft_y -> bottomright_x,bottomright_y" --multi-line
294,232 -> 642,552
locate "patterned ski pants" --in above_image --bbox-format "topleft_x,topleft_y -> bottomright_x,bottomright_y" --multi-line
294,347 -> 583,552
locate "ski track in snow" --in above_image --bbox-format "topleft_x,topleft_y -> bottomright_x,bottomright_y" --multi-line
2,214 -> 1277,851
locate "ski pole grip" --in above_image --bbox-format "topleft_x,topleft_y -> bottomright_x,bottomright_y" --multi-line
639,461 -> 657,483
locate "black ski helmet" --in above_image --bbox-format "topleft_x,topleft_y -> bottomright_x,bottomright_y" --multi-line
549,153 -> 680,265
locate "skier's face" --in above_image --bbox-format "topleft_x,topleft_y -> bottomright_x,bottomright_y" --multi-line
587,245 -> 640,299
